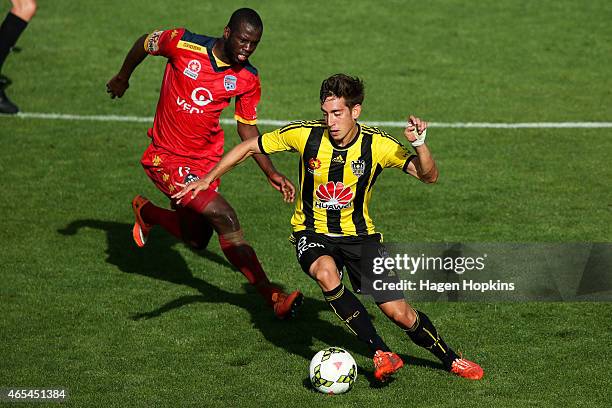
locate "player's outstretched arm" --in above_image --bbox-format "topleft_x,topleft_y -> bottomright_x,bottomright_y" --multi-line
172,137 -> 264,203
404,115 -> 439,183
237,122 -> 296,201
106,34 -> 149,99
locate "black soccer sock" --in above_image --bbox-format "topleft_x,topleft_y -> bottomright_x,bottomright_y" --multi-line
323,283 -> 390,354
0,12 -> 28,72
405,310 -> 459,370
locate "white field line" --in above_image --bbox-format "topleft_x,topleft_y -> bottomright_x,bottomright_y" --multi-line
5,112 -> 612,128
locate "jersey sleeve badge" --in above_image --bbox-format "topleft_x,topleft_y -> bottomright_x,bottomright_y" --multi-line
146,30 -> 164,53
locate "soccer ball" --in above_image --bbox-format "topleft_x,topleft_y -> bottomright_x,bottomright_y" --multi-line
309,347 -> 357,394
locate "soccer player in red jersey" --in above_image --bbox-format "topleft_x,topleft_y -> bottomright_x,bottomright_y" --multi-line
106,8 -> 302,319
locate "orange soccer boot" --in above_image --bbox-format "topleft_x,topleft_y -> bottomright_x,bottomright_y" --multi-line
272,290 -> 303,320
450,357 -> 484,380
132,195 -> 152,247
373,350 -> 404,381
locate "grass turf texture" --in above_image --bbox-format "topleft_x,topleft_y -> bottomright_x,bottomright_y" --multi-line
1,0 -> 611,407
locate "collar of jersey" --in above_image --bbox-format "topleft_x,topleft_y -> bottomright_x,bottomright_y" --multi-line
208,40 -> 232,72
327,123 -> 361,150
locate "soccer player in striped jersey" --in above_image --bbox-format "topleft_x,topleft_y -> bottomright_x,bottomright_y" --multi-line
174,74 -> 484,381
106,9 -> 302,320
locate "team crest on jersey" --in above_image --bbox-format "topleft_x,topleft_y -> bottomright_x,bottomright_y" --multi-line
184,173 -> 200,184
183,59 -> 201,80
315,181 -> 354,210
224,75 -> 237,91
351,159 -> 365,177
178,166 -> 200,184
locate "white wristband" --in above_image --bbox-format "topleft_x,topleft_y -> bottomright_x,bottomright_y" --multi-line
410,128 -> 427,147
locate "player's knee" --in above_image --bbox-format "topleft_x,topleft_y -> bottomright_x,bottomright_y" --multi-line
215,212 -> 241,233
26,0 -> 37,18
310,261 -> 341,290
202,203 -> 240,232
12,0 -> 37,21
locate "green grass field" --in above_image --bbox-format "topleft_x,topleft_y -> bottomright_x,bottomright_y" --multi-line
1,0 -> 611,406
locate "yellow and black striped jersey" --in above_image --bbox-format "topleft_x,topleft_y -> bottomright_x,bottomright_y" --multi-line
258,120 -> 416,236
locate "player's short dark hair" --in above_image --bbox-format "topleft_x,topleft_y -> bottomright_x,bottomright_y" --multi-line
227,8 -> 263,32
320,74 -> 365,108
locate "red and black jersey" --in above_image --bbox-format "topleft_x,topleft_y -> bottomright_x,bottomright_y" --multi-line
144,28 -> 261,165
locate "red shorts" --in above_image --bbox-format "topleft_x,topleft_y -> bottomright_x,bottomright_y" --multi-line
141,143 -> 221,212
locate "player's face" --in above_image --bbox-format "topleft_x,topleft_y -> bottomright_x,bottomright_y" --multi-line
321,96 -> 361,145
223,22 -> 262,65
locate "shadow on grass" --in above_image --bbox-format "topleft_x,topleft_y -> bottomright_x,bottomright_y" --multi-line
57,221 -> 364,355
58,219 -> 447,386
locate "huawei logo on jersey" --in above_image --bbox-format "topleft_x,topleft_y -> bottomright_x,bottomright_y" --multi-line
315,181 -> 354,210
176,87 -> 213,114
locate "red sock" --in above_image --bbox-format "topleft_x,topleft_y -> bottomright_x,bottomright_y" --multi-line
140,202 -> 182,240
218,236 -> 278,305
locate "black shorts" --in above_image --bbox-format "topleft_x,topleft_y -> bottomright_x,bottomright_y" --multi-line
291,230 -> 404,303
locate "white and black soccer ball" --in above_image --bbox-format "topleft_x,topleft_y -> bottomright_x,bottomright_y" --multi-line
309,347 -> 357,394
